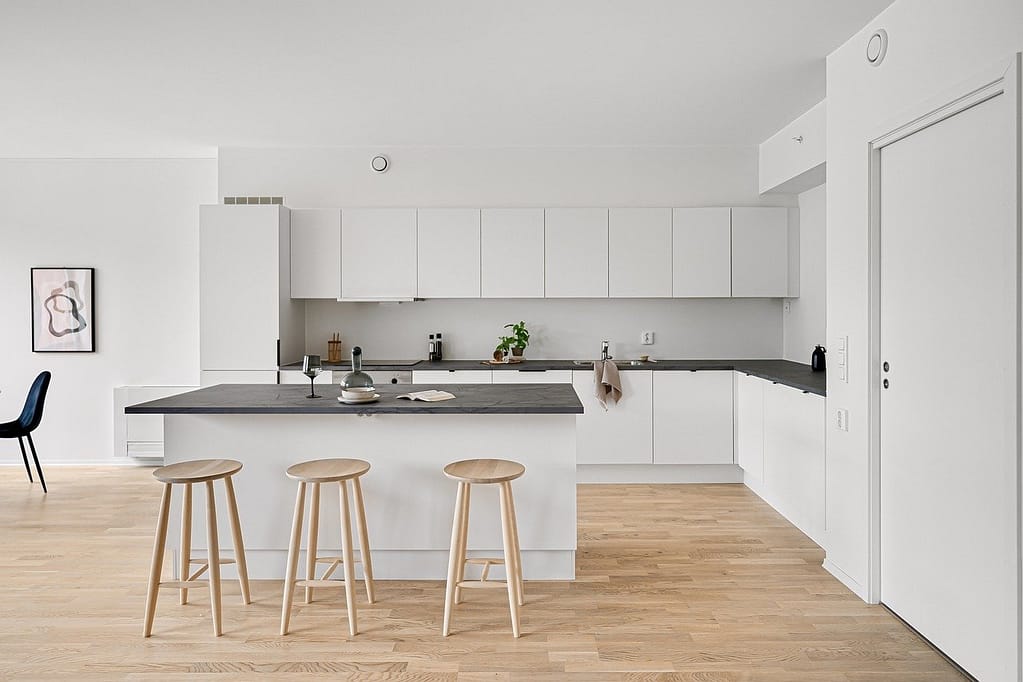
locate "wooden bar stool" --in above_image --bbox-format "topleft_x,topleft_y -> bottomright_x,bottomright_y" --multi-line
442,458 -> 525,638
280,458 -> 375,637
143,459 -> 251,637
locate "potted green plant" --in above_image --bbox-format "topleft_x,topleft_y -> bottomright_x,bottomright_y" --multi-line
504,321 -> 530,358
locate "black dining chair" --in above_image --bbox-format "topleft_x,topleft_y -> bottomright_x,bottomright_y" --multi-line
0,371 -> 51,493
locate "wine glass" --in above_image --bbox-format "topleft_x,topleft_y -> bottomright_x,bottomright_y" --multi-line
302,354 -> 322,398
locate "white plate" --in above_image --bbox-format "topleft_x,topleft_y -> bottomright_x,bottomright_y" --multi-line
337,394 -> 381,405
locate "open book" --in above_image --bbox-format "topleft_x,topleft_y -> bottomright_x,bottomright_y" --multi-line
396,390 -> 456,402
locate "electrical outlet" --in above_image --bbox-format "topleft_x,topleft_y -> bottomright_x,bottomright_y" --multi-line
783,300 -> 791,313
641,331 -> 654,345
836,409 -> 849,432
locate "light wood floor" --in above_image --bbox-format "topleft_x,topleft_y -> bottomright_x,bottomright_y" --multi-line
0,467 -> 963,680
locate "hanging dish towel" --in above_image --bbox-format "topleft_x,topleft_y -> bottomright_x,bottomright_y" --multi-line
594,360 -> 623,410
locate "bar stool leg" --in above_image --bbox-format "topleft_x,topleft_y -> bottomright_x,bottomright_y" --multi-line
204,480 -> 224,637
498,482 -> 521,638
503,482 -> 524,606
224,476 -> 251,605
454,483 -> 470,605
305,482 -> 320,604
280,481 -> 306,635
351,476 -> 376,604
442,481 -> 468,636
339,480 -> 358,636
143,482 -> 173,637
179,482 -> 192,605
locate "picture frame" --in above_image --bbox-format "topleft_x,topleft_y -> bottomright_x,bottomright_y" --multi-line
31,267 -> 96,353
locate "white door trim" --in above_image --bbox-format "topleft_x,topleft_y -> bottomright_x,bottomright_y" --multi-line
865,52 -> 1022,659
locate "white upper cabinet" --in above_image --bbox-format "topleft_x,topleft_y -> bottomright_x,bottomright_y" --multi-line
290,208 -> 340,299
672,208 -> 731,297
608,208 -> 672,297
481,208 -> 545,298
730,207 -> 790,297
200,204 -> 304,371
544,208 -> 608,298
340,208 -> 417,300
417,208 -> 481,298
652,371 -> 734,464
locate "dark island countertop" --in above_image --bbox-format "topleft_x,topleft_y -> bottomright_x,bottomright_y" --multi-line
126,383 -> 585,415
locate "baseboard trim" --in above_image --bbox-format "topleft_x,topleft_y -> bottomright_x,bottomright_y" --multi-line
576,463 -> 743,484
822,559 -> 869,601
0,459 -> 157,467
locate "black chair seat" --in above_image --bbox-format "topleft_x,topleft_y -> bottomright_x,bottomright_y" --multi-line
1,372 -> 50,492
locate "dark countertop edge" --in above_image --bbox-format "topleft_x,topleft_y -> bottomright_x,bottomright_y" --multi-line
127,405 -> 583,415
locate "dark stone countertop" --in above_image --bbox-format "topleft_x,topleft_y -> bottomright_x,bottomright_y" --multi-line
280,361 -> 420,372
125,383 -> 584,415
411,359 -> 826,396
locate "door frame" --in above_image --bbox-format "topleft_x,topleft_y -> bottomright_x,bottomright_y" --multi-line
865,52 -> 1022,635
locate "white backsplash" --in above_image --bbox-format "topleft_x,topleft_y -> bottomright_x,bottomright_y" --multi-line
305,298 -> 783,361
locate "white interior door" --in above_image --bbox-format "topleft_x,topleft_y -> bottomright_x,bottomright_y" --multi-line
879,88 -> 1018,681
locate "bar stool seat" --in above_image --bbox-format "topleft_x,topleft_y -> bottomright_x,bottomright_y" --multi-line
144,458 -> 250,638
442,458 -> 525,638
281,458 -> 375,637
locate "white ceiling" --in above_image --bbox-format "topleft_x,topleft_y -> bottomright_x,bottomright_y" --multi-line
0,0 -> 893,157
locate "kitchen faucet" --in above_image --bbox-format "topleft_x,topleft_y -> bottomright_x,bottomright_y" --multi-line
601,340 -> 612,361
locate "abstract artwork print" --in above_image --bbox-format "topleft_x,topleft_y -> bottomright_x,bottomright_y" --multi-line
31,267 -> 95,352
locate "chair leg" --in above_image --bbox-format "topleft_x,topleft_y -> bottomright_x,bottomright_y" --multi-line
504,482 -> 525,606
179,483 -> 192,605
17,438 -> 33,482
205,480 -> 223,637
351,476 -> 376,604
339,480 -> 358,636
280,482 -> 306,635
442,481 -> 468,636
223,476 -> 251,605
143,483 -> 173,637
305,482 -> 320,604
499,482 -> 522,638
454,483 -> 470,605
26,433 -> 46,493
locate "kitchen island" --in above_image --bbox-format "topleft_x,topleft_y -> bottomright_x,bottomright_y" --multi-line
127,383 -> 582,581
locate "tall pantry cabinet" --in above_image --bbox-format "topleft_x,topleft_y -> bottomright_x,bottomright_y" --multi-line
199,204 -> 305,385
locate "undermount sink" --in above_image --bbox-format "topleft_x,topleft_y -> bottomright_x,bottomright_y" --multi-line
572,359 -> 646,366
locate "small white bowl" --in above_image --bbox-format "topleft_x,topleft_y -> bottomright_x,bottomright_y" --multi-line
341,387 -> 376,401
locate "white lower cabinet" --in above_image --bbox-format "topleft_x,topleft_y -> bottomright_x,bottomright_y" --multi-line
573,369 -> 652,464
763,381 -> 825,544
278,370 -> 334,385
652,371 -> 733,464
412,370 -> 493,384
491,370 -> 573,384
734,372 -> 766,480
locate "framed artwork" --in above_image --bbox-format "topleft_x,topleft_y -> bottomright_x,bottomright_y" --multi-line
31,267 -> 95,352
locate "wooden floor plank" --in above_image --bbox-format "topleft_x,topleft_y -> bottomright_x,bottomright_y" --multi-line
0,468 -> 964,679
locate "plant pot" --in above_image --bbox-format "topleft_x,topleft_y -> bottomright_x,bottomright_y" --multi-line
511,347 -> 525,358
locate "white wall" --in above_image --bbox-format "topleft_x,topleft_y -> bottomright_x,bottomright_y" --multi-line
307,298 -> 782,361
825,0 -> 1023,597
223,145 -> 791,360
0,159 -> 217,464
783,184 -> 826,362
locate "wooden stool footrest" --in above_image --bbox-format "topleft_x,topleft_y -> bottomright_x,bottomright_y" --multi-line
160,580 -> 209,590
189,557 -> 237,565
456,579 -> 509,589
295,579 -> 349,588
315,555 -> 362,564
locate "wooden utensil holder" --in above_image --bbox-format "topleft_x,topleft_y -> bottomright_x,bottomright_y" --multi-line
327,340 -> 343,363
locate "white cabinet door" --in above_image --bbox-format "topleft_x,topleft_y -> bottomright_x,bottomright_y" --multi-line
291,208 -> 341,299
608,208 -> 672,297
278,370 -> 334,385
573,369 -> 652,464
341,208 -> 417,300
734,372 -> 765,480
544,208 -> 608,297
672,208 -> 731,297
491,370 -> 573,384
200,205 -> 282,370
731,207 -> 789,297
652,371 -> 733,464
417,208 -> 481,298
412,370 -> 492,384
480,209 -> 545,298
763,382 -> 825,543
200,370 -> 279,386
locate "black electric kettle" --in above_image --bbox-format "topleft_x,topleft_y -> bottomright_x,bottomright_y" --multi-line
811,345 -> 826,372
